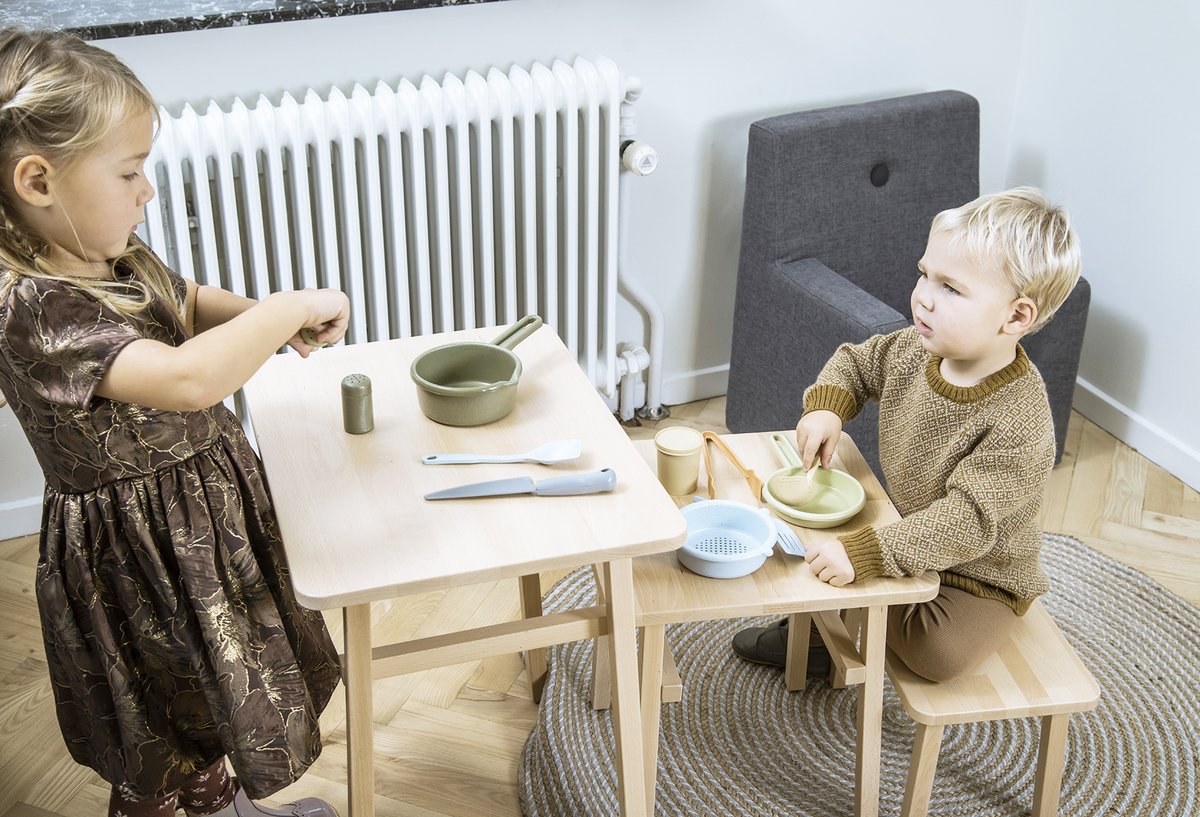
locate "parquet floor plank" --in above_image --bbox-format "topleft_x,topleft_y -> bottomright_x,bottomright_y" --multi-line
1059,417 -> 1118,538
0,659 -> 78,816
1041,410 -> 1083,534
1144,459 -> 1185,517
1141,510 -> 1200,541
0,534 -> 37,565
1181,484 -> 1200,519
461,652 -> 526,701
1103,435 -> 1147,528
2,803 -> 62,817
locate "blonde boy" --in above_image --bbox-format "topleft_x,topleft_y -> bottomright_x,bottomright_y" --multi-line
733,187 -> 1083,682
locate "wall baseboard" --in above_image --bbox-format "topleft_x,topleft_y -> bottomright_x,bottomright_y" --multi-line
0,495 -> 40,540
1073,377 -> 1200,492
661,363 -> 730,409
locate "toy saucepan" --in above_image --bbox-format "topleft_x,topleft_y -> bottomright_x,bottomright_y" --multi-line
410,315 -> 542,426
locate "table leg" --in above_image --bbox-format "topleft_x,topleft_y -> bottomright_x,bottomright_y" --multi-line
343,604 -> 375,817
601,558 -> 648,817
854,605 -> 885,817
589,564 -> 612,710
519,573 -> 548,703
785,612 -> 813,691
639,624 -> 666,815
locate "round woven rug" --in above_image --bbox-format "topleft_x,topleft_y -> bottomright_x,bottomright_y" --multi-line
518,534 -> 1199,816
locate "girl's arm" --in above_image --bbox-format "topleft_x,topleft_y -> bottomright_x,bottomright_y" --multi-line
95,288 -> 349,412
186,281 -> 326,355
189,280 -> 255,334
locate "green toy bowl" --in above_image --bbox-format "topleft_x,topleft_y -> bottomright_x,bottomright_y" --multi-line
762,466 -> 866,529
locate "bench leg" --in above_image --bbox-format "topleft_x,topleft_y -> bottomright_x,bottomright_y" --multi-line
900,722 -> 944,817
1033,713 -> 1070,817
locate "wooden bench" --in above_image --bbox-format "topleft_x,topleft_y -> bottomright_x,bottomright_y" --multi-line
885,599 -> 1101,817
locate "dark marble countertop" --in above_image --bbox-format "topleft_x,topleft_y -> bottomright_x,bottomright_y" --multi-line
0,0 -> 498,40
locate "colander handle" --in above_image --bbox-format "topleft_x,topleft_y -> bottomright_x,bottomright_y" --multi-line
757,508 -> 778,556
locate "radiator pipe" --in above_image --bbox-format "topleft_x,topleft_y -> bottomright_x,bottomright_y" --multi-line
617,346 -> 651,424
617,77 -> 668,421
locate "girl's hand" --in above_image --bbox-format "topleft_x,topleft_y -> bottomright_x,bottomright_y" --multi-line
287,289 -> 351,358
796,409 -> 843,470
804,535 -> 856,587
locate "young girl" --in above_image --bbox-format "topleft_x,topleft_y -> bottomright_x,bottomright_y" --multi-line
0,27 -> 347,817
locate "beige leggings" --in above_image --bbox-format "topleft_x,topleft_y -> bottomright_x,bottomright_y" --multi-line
885,585 -> 1019,682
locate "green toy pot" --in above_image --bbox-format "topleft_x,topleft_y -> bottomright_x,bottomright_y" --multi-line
410,315 -> 542,426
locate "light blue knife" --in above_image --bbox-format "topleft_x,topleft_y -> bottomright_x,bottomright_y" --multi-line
424,468 -> 617,500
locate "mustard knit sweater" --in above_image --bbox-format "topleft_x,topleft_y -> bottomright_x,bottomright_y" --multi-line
804,328 -> 1055,614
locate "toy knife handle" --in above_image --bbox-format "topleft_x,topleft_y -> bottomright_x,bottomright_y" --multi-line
532,468 -> 617,496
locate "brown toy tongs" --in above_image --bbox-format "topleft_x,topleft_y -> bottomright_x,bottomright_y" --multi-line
701,431 -> 764,500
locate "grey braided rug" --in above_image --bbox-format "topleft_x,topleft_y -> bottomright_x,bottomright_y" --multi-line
518,534 -> 1199,816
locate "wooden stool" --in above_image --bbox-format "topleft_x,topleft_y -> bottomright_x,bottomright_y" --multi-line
885,600 -> 1101,817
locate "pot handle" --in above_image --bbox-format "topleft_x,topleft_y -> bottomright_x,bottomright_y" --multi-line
770,433 -> 805,469
490,315 -> 543,350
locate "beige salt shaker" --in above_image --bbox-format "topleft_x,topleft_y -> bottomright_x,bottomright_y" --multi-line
654,426 -> 704,496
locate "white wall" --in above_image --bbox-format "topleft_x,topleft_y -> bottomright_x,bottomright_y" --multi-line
23,0 -> 1179,537
96,0 -> 1024,393
1008,1 -> 1200,489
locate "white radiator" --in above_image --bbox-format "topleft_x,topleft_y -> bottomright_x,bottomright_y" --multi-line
139,56 -> 639,401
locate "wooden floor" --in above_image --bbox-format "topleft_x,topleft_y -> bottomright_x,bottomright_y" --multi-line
1,400 -> 1196,817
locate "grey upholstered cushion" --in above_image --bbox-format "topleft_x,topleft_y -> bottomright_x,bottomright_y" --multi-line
736,91 -> 980,317
1021,278 -> 1091,461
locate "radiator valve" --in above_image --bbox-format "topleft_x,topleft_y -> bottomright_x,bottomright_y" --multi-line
621,140 -> 658,176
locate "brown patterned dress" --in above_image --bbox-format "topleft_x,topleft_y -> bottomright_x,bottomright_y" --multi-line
0,266 -> 340,800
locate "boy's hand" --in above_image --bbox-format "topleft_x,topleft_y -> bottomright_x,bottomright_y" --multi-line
804,535 -> 856,587
796,410 -> 843,470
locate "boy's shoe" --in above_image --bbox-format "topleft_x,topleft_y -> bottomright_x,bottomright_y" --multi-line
731,618 -> 832,677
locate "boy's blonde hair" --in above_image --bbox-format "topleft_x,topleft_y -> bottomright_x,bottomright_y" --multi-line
0,26 -> 177,318
930,186 -> 1081,334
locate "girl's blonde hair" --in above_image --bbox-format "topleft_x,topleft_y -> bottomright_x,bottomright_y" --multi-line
930,186 -> 1082,334
0,26 -> 179,318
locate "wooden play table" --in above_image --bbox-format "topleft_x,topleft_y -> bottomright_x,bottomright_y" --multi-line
243,325 -> 686,817
617,431 -> 940,817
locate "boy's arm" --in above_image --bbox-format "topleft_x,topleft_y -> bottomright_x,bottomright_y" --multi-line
838,432 -> 1054,581
802,330 -> 908,425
